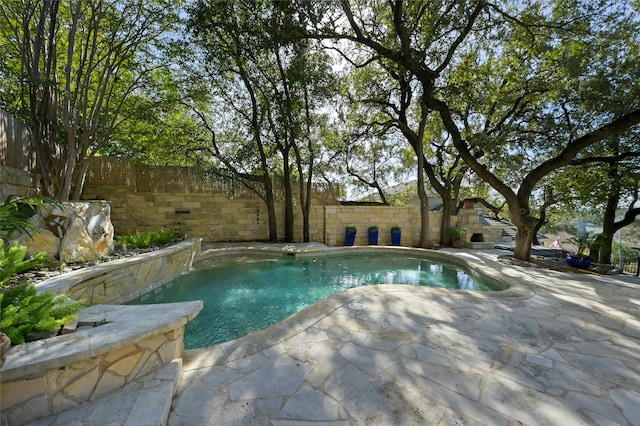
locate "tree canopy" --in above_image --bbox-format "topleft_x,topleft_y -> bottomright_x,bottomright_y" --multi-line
0,0 -> 182,200
1,0 -> 639,260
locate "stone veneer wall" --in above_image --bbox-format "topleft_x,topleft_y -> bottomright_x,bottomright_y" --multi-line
1,238 -> 202,425
82,185 -> 444,245
321,205 -> 443,246
0,165 -> 38,198
38,239 -> 201,304
0,327 -> 184,425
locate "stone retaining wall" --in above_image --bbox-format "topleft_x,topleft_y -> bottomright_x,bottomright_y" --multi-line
37,238 -> 201,304
0,166 -> 38,198
81,186 -> 446,245
1,240 -> 203,424
0,302 -> 202,425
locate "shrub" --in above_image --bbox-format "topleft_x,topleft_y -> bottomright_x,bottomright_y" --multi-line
117,232 -> 152,249
0,283 -> 86,345
116,229 -> 178,249
0,242 -> 49,287
566,227 -> 599,257
449,227 -> 468,239
0,195 -> 59,243
150,229 -> 177,246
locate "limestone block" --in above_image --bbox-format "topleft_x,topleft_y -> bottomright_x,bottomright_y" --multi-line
107,352 -> 143,376
92,370 -> 127,398
51,392 -> 81,414
136,351 -> 163,378
0,374 -> 48,408
59,201 -> 114,262
137,334 -> 167,352
60,217 -> 98,262
104,345 -> 139,364
51,357 -> 100,392
60,365 -> 100,402
13,228 -> 60,257
5,394 -> 50,426
158,334 -> 183,364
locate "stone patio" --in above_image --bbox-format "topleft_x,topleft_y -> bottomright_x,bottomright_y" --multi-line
17,247 -> 640,425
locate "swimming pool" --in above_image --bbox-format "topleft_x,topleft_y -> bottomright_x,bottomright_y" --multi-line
128,252 -> 504,348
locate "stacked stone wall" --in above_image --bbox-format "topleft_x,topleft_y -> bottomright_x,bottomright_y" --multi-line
83,186 -> 445,245
0,165 -> 39,198
320,205 -> 442,246
0,328 -> 183,425
65,239 -> 200,304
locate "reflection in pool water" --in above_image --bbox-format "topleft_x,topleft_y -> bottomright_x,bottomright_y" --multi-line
128,253 -> 503,348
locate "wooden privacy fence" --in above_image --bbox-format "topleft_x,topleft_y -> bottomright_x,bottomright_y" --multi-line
0,108 -> 36,171
84,157 -> 341,203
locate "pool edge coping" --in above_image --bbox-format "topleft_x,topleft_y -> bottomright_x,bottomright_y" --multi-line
184,245 -> 536,366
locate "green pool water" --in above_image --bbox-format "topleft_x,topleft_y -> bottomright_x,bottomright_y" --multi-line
128,253 -> 503,349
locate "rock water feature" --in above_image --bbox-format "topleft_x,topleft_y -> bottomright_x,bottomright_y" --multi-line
13,201 -> 114,263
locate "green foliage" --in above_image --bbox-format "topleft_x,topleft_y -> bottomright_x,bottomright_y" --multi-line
391,225 -> 401,231
449,227 -> 468,239
116,230 -> 178,249
566,227 -> 600,257
0,195 -> 59,243
612,243 -> 639,264
622,220 -> 640,245
0,283 -> 86,345
0,0 -> 183,199
0,242 -> 49,286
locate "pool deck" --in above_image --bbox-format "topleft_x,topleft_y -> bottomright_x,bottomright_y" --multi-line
28,245 -> 640,425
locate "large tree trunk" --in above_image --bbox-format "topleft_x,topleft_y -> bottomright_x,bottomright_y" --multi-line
283,153 -> 294,243
417,186 -> 431,248
599,193 -> 619,264
513,225 -> 536,260
416,136 -> 432,248
440,197 -> 456,246
510,208 -> 540,260
532,210 -> 546,246
264,175 -> 278,242
299,158 -> 312,243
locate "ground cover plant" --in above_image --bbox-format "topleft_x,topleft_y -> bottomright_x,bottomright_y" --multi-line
0,242 -> 49,286
0,283 -> 86,345
116,229 -> 178,249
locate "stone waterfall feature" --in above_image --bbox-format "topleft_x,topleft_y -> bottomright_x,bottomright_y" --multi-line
14,201 -> 114,263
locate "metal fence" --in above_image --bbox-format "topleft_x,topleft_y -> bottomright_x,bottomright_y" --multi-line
620,258 -> 640,276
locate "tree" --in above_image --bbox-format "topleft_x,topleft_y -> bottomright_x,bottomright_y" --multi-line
0,0 -> 181,200
101,67 -> 212,167
186,0 -> 281,241
302,0 -> 640,260
322,29 -> 468,248
188,0 -> 336,242
329,64 -> 413,205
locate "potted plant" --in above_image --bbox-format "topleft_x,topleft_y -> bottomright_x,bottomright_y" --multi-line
565,228 -> 598,269
391,225 -> 402,246
450,227 -> 468,248
368,226 -> 379,245
344,226 -> 357,246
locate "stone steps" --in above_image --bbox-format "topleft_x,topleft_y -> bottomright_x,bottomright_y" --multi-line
25,359 -> 182,426
465,241 -> 497,249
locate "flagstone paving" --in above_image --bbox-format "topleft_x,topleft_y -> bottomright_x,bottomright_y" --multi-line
18,247 -> 640,425
168,249 -> 640,425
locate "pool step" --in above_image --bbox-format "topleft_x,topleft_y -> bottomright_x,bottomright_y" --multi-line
25,359 -> 182,426
466,241 -> 497,249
